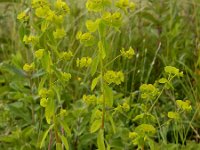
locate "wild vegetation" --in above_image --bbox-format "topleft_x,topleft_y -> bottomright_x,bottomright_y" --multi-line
0,0 -> 200,150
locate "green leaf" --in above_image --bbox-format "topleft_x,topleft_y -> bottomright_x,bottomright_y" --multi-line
107,144 -> 111,150
132,113 -> 156,122
104,84 -> 113,107
132,114 -> 144,121
91,75 -> 100,91
56,143 -> 62,150
41,21 -> 49,32
38,75 -> 47,91
53,85 -> 61,103
2,63 -> 26,77
98,41 -> 106,59
148,138 -> 155,150
108,115 -> 116,134
31,69 -> 46,79
45,98 -> 55,124
140,11 -> 160,25
59,119 -> 72,137
90,119 -> 102,133
40,124 -> 54,148
0,86 -> 9,96
22,126 -> 34,138
41,51 -> 52,73
79,133 -> 96,146
91,54 -> 100,76
58,133 -> 69,150
97,129 -> 105,150
19,23 -> 29,41
0,75 -> 5,83
158,78 -> 168,84
98,20 -> 106,37
0,135 -> 17,143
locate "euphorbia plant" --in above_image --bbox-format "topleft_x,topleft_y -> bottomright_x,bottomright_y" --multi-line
19,0 -> 136,149
76,0 -> 136,149
129,66 -> 192,149
19,0 -> 73,149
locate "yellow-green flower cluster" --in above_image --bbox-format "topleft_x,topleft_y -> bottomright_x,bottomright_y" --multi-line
86,0 -> 111,12
32,1 -> 55,21
35,6 -> 64,24
129,124 -> 156,145
34,49 -> 45,59
104,70 -> 124,85
35,6 -> 51,18
135,124 -> 156,135
76,57 -> 92,68
59,108 -> 68,117
115,0 -> 136,13
83,94 -> 97,105
31,0 -> 70,35
39,88 -> 49,98
31,0 -> 49,9
32,0 -> 70,16
38,88 -> 49,107
59,51 -> 73,60
164,66 -> 183,77
120,47 -> 135,59
86,19 -> 100,33
55,0 -> 70,14
61,72 -> 71,81
114,101 -> 130,113
122,102 -> 130,111
53,28 -> 66,39
76,31 -> 95,46
23,62 -> 35,72
23,35 -> 39,45
40,98 -> 48,107
129,131 -> 138,139
167,111 -> 179,119
102,11 -> 122,28
17,11 -> 29,22
38,88 -> 53,107
176,100 -> 192,111
139,84 -> 159,100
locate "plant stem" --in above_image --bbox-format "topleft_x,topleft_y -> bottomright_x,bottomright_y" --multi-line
48,129 -> 53,150
100,48 -> 105,129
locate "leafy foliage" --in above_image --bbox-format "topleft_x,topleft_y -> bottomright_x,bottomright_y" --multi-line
0,0 -> 199,149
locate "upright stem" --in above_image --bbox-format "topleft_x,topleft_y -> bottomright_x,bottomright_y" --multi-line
98,22 -> 106,129
48,129 -> 53,150
99,39 -> 105,129
100,57 -> 105,129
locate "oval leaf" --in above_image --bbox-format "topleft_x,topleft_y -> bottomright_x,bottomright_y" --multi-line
91,75 -> 100,91
90,119 -> 102,133
97,129 -> 105,150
